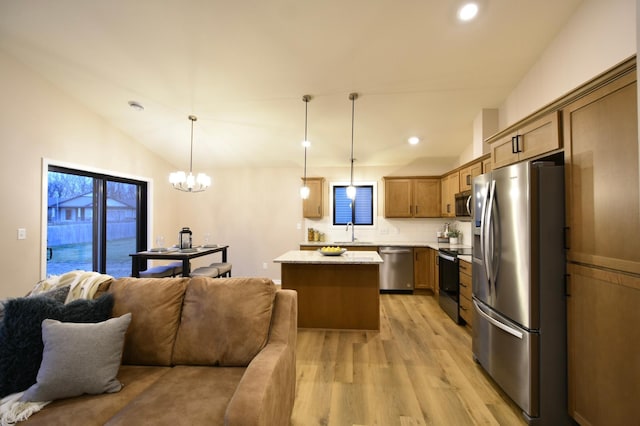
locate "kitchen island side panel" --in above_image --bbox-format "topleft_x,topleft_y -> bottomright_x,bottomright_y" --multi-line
281,263 -> 380,330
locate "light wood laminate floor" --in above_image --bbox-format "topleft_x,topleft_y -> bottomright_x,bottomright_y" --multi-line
292,292 -> 527,426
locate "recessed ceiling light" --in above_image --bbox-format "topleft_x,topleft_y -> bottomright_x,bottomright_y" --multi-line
408,136 -> 420,145
301,140 -> 311,148
458,2 -> 479,21
128,100 -> 144,111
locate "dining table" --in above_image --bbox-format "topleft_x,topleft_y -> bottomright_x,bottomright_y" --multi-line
129,245 -> 229,278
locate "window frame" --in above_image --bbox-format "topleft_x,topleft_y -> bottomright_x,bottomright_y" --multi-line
329,181 -> 377,229
41,158 -> 153,280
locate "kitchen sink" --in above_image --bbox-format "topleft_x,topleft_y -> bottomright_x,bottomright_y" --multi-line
333,241 -> 373,245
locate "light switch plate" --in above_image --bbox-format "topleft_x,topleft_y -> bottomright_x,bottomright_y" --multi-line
17,228 -> 26,240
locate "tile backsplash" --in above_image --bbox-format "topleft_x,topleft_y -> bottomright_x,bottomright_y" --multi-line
304,217 -> 472,245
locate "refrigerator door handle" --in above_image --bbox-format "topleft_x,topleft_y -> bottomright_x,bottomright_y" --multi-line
481,182 -> 492,284
489,180 -> 501,293
474,300 -> 523,339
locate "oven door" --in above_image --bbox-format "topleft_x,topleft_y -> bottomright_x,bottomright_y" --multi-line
438,251 -> 459,293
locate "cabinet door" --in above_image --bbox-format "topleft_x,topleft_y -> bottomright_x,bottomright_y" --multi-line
459,162 -> 483,191
491,133 -> 519,169
470,162 -> 482,181
564,71 -> 639,274
567,263 -> 640,425
302,177 -> 324,218
482,158 -> 492,174
413,178 -> 440,217
459,165 -> 472,191
413,248 -> 431,290
432,249 -> 439,295
518,110 -> 561,161
440,176 -> 449,217
446,173 -> 459,217
384,178 -> 413,218
492,112 -> 561,170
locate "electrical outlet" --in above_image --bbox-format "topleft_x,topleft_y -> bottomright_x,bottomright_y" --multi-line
296,223 -> 302,230
17,228 -> 26,240
262,262 -> 268,270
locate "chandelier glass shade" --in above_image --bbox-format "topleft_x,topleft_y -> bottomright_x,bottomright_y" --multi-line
346,92 -> 358,200
170,115 -> 211,192
300,95 -> 312,199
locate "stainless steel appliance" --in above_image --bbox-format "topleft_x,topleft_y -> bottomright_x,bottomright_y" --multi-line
438,247 -> 472,324
378,246 -> 414,292
454,190 -> 472,218
472,161 -> 569,425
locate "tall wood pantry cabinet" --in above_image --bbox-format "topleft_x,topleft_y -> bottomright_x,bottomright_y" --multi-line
563,60 -> 640,426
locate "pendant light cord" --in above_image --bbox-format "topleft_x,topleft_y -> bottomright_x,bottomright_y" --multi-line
349,93 -> 357,185
303,98 -> 308,184
188,115 -> 197,174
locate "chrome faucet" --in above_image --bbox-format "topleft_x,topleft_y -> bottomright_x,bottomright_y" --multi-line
345,221 -> 356,242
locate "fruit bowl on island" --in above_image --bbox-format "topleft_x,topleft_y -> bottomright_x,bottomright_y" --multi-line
318,246 -> 347,256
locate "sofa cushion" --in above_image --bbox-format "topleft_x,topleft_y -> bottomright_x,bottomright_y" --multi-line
173,277 -> 276,366
22,313 -> 132,402
24,365 -> 172,426
104,366 -> 246,426
0,294 -> 114,398
109,277 -> 188,366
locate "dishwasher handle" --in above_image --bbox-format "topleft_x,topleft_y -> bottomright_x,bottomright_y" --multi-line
379,248 -> 412,255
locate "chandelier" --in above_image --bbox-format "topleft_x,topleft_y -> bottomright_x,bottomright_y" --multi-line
169,115 -> 211,192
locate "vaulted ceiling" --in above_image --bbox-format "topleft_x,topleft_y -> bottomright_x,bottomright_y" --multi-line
0,0 -> 582,169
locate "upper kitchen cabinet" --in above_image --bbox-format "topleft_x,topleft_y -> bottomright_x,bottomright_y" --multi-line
564,67 -> 639,275
302,177 -> 324,219
459,160 -> 483,192
482,158 -> 492,174
384,177 -> 440,218
490,111 -> 561,169
440,172 -> 459,217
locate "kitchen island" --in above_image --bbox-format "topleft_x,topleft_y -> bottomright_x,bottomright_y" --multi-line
274,250 -> 383,330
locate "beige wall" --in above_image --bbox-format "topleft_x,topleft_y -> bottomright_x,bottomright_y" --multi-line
499,0 -> 636,129
0,0 -> 637,296
0,51 -> 181,297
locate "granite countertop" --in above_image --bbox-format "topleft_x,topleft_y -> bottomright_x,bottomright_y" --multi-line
296,242 -> 474,264
274,250 -> 383,264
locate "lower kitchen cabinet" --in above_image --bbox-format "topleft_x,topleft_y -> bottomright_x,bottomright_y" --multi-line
458,259 -> 472,327
414,248 -> 436,292
432,248 -> 439,296
567,263 -> 639,426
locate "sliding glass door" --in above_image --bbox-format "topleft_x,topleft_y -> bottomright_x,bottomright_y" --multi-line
46,166 -> 147,278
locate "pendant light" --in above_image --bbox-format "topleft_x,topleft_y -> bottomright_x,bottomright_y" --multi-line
346,92 -> 358,200
300,95 -> 312,199
169,115 -> 211,192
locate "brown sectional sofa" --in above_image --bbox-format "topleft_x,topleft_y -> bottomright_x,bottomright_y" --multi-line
24,276 -> 298,426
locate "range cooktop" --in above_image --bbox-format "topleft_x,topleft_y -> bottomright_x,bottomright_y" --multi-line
439,247 -> 473,256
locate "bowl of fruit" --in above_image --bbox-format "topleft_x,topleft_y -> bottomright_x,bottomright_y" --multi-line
318,246 -> 347,256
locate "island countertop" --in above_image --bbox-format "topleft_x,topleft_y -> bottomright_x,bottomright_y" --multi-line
274,250 -> 383,264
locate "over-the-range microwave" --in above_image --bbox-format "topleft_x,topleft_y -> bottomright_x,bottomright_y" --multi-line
454,190 -> 472,218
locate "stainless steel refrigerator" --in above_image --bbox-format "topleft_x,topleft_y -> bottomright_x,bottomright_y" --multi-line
472,160 -> 570,425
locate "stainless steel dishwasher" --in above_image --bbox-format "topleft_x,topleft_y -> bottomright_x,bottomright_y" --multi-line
378,246 -> 414,292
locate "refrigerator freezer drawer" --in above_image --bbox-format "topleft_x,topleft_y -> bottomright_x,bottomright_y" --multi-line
472,299 -> 539,418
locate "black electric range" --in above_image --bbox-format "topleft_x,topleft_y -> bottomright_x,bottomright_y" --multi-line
438,247 -> 472,324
